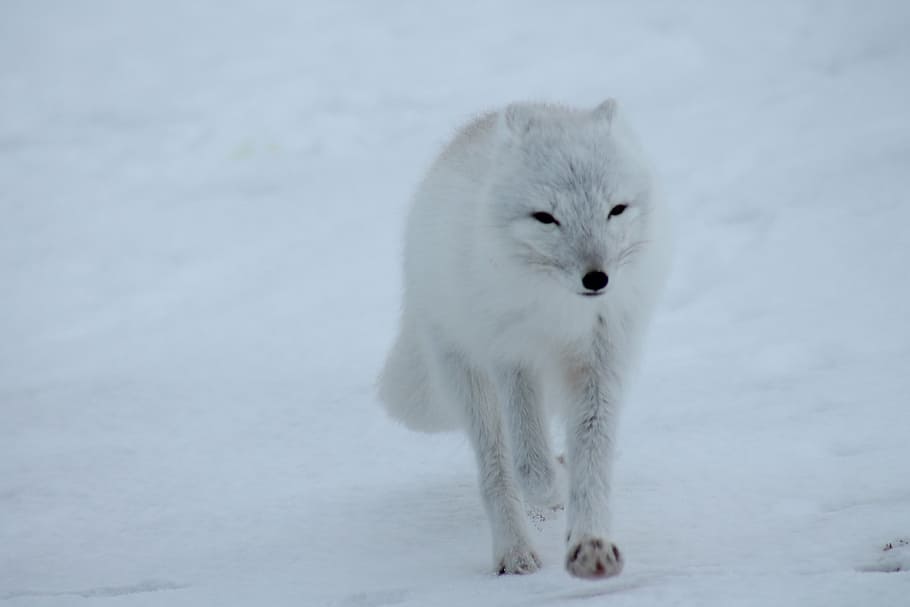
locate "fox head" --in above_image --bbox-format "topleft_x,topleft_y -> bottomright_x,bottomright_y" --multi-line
484,100 -> 659,300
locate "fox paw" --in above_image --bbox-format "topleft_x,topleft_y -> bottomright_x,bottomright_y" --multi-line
565,536 -> 623,579
497,543 -> 542,575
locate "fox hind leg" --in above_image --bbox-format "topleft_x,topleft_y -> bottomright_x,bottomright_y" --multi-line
498,366 -> 563,511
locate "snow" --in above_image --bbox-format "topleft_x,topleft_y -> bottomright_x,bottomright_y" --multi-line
2,0 -> 909,605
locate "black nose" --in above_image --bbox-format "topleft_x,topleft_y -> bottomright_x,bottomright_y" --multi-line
582,270 -> 609,291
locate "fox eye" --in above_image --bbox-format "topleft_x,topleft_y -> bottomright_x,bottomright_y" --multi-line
608,204 -> 628,218
532,211 -> 559,226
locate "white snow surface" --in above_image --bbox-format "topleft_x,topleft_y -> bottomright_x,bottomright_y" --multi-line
3,1 -> 910,605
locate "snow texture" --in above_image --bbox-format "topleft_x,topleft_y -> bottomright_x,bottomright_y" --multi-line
2,1 -> 909,605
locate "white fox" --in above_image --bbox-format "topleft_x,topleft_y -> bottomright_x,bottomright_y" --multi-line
378,100 -> 670,579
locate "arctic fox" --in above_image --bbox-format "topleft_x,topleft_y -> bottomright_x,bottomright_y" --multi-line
378,100 -> 670,579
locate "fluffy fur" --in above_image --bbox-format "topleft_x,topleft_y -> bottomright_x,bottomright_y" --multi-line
378,100 -> 671,579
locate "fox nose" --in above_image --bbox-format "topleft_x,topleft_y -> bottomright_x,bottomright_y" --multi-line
582,270 -> 609,292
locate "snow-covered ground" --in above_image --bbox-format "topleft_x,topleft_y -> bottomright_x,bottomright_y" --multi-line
3,1 -> 909,605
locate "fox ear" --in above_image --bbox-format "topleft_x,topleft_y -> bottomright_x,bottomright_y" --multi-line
593,98 -> 618,125
502,103 -> 539,137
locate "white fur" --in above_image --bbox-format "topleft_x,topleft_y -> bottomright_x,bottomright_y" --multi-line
378,100 -> 671,578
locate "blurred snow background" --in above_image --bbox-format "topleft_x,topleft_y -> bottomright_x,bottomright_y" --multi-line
2,1 -> 909,605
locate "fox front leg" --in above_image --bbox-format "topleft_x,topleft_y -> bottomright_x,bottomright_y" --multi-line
433,346 -> 541,575
563,343 -> 625,579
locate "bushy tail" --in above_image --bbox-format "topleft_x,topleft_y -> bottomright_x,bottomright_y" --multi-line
377,323 -> 461,433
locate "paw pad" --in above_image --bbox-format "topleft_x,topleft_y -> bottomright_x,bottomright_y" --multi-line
566,536 -> 623,580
